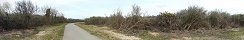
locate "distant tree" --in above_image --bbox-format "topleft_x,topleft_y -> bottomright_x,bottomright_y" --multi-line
44,8 -> 59,24
44,8 -> 51,24
231,14 -> 244,26
45,8 -> 51,17
84,16 -> 107,25
66,18 -> 83,23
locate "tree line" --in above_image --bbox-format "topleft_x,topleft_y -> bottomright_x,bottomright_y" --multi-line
0,1 -> 82,31
84,5 -> 244,33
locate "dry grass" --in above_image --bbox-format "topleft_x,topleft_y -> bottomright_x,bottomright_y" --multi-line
0,23 -> 66,40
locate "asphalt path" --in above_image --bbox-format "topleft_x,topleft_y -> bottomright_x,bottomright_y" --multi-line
63,23 -> 100,40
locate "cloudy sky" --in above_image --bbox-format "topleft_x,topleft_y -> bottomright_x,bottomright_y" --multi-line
1,0 -> 244,19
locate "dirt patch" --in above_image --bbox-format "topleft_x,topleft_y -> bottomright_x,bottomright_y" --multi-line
102,30 -> 142,40
2,29 -> 35,36
148,31 -> 159,36
0,29 -> 37,40
229,28 -> 240,32
170,38 -> 180,40
36,31 -> 48,36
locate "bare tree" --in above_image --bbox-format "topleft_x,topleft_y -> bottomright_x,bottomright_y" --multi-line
0,2 -> 11,16
14,1 -> 38,27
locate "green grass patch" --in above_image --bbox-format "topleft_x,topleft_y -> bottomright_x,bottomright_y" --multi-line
32,23 -> 67,40
223,27 -> 244,40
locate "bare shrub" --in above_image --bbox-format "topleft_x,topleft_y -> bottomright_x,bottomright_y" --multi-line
177,6 -> 209,30
151,12 -> 179,32
84,5 -> 243,33
107,9 -> 124,29
208,10 -> 232,28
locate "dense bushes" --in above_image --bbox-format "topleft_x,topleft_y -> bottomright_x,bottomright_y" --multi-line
106,9 -> 124,29
231,14 -> 244,26
208,10 -> 232,28
66,18 -> 84,23
0,1 -> 67,30
151,12 -> 179,31
177,6 -> 209,30
84,5 -> 244,32
84,16 -> 107,25
120,5 -> 146,32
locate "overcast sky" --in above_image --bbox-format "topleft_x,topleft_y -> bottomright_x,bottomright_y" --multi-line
1,0 -> 244,19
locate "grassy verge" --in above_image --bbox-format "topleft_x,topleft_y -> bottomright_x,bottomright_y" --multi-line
75,22 -> 119,40
223,27 -> 244,40
24,23 -> 67,40
0,23 -> 67,40
111,27 -> 241,40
